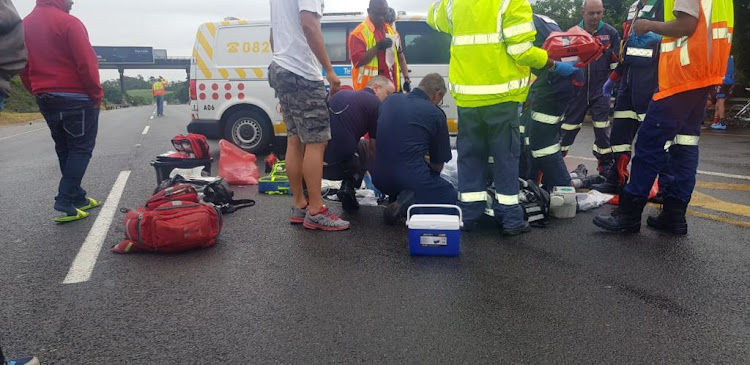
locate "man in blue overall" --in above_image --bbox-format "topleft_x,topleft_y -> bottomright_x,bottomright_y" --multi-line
592,0 -> 663,194
560,0 -> 621,174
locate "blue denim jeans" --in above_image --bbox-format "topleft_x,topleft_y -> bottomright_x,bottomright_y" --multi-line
36,94 -> 99,215
156,95 -> 164,116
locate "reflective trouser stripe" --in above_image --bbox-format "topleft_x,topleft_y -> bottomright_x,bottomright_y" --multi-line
593,145 -> 612,154
524,137 -> 530,146
496,193 -> 520,205
519,125 -> 525,134
613,110 -> 646,121
610,144 -> 632,153
664,134 -> 700,149
560,145 -> 571,152
532,111 -> 564,124
531,143 -> 561,158
459,191 -> 488,202
450,77 -> 529,95
593,120 -> 611,128
561,123 -> 582,131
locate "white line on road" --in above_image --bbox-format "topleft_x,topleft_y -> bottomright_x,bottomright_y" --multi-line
142,126 -> 150,135
567,155 -> 750,181
0,127 -> 46,141
63,171 -> 131,284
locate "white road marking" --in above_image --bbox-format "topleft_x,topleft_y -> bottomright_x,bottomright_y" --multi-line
63,171 -> 131,284
149,116 -> 154,120
142,126 -> 150,135
0,127 -> 46,141
567,155 -> 750,181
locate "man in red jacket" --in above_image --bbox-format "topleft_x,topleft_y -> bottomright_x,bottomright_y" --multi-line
21,0 -> 103,223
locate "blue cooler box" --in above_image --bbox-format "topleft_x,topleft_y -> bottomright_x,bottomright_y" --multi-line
406,204 -> 463,256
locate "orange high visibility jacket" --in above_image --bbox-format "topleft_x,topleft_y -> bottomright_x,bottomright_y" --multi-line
152,79 -> 167,97
349,17 -> 401,92
654,0 -> 733,101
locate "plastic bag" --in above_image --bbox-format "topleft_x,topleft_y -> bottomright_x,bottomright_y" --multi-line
218,139 -> 259,185
576,190 -> 615,211
440,150 -> 459,188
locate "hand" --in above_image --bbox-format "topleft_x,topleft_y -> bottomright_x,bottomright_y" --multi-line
376,37 -> 393,50
629,31 -> 662,47
551,61 -> 578,77
326,71 -> 341,96
602,79 -> 618,98
633,19 -> 652,36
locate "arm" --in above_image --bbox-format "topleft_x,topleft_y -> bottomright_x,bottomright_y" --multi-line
398,50 -> 409,83
350,35 -> 378,68
426,0 -> 452,35
300,10 -> 340,94
67,20 -> 103,106
502,0 -> 554,70
269,28 -> 274,52
429,110 -> 452,174
634,11 -> 699,38
0,0 -> 27,94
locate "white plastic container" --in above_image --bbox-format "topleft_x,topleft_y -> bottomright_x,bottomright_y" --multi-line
549,186 -> 577,219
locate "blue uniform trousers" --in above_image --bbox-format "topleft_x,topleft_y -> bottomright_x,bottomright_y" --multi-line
624,87 -> 710,203
561,90 -> 613,172
457,103 -> 524,229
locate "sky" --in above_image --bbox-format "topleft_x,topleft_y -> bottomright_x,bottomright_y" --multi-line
15,0 -> 435,82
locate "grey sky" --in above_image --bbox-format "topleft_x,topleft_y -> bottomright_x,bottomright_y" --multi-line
15,0 -> 435,81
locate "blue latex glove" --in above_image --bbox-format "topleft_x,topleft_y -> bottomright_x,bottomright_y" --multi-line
602,78 -> 618,98
363,174 -> 385,201
551,61 -> 578,77
628,31 -> 662,48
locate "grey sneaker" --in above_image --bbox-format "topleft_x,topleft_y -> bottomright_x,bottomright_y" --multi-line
303,206 -> 350,231
290,205 -> 307,224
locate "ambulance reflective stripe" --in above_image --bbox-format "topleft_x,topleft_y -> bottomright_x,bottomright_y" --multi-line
614,110 -> 646,121
610,144 -> 632,153
664,135 -> 700,150
449,77 -> 529,95
593,120 -> 611,128
495,193 -> 520,205
626,47 -> 654,57
561,123 -> 582,131
531,111 -> 563,124
531,143 -> 562,158
592,145 -> 612,154
459,192 -> 488,202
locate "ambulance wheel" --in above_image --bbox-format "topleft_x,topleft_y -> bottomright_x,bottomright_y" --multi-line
224,109 -> 273,154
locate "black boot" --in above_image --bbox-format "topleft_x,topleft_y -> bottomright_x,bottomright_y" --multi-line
647,197 -> 688,235
593,192 -> 647,233
337,178 -> 359,212
383,190 -> 415,225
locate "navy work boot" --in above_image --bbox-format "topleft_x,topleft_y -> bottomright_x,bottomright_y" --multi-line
337,178 -> 359,213
593,192 -> 647,233
383,190 -> 415,225
647,197 -> 688,235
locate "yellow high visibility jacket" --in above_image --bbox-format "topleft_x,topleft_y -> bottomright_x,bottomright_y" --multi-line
152,79 -> 168,97
655,0 -> 733,101
427,0 -> 549,108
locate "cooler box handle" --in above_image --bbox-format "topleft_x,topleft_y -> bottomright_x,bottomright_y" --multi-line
406,204 -> 463,228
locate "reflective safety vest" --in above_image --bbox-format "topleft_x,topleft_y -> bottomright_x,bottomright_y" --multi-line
152,79 -> 167,97
349,18 -> 401,92
427,0 -> 548,108
654,0 -> 734,101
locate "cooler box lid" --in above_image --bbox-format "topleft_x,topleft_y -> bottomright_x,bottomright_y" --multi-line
408,214 -> 461,230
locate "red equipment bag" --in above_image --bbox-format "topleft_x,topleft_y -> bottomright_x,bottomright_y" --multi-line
218,139 -> 259,185
145,184 -> 199,210
111,201 -> 223,254
171,133 -> 210,159
543,26 -> 606,67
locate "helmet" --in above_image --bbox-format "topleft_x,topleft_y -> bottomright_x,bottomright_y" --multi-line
542,26 -> 606,68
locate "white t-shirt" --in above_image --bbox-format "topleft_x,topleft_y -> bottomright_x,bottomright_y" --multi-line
673,0 -> 701,19
270,0 -> 325,81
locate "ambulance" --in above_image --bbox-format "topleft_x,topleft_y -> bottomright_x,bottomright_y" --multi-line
186,12 -> 457,153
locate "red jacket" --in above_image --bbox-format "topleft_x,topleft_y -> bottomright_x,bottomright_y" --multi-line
20,0 -> 103,105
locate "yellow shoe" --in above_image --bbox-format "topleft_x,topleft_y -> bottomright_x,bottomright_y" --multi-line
54,208 -> 89,223
76,197 -> 101,211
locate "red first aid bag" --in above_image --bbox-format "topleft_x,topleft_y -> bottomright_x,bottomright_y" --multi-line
112,201 -> 223,254
543,26 -> 606,67
145,184 -> 199,210
218,139 -> 259,185
171,133 -> 210,159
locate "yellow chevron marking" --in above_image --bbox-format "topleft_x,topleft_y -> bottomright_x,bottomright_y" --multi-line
205,23 -> 217,38
252,68 -> 263,78
273,121 -> 287,135
195,53 -> 212,79
218,68 -> 229,79
197,31 -> 213,59
238,20 -> 248,25
221,20 -> 231,26
235,69 -> 247,78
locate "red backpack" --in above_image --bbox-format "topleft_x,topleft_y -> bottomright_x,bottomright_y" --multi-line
171,133 -> 210,159
543,26 -> 606,67
111,187 -> 223,254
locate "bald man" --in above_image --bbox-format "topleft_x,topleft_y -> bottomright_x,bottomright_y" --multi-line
559,0 -> 621,175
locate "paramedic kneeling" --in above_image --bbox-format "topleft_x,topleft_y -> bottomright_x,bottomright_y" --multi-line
372,73 -> 456,225
323,75 -> 395,212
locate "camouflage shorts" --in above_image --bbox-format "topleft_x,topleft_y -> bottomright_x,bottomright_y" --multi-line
268,62 -> 331,144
